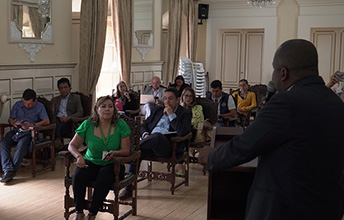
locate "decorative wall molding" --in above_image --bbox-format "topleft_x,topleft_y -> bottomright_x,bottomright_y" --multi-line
136,47 -> 151,61
131,61 -> 164,91
19,43 -> 46,62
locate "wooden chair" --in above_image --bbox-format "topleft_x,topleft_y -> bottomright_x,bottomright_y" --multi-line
125,89 -> 141,118
244,84 -> 267,126
68,92 -> 93,133
138,132 -> 192,195
0,96 -> 56,177
59,115 -> 141,220
189,97 -> 218,175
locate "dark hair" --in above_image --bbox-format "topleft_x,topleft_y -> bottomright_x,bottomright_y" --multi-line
239,79 -> 248,85
115,81 -> 128,98
165,87 -> 179,98
90,95 -> 118,127
57,78 -> 71,88
180,87 -> 197,109
174,75 -> 185,84
210,80 -> 222,90
22,89 -> 36,101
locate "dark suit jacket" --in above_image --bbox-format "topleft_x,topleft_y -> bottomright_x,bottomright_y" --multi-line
207,76 -> 344,220
52,93 -> 83,118
142,105 -> 192,155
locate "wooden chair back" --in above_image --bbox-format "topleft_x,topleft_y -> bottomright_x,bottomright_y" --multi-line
72,92 -> 93,118
196,97 -> 218,124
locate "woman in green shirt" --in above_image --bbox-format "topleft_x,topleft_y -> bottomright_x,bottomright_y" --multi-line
68,96 -> 131,220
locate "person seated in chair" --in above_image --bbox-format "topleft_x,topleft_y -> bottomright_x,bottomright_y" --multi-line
141,76 -> 166,119
52,78 -> 83,150
0,89 -> 50,183
68,96 -> 131,220
120,87 -> 192,200
231,79 -> 257,125
169,75 -> 190,97
206,80 -> 236,127
112,81 -> 139,115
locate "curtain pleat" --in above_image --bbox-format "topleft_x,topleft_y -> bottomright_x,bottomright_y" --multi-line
78,0 -> 108,95
112,0 -> 133,88
163,0 -> 183,85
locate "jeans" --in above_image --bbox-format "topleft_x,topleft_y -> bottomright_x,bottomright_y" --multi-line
1,129 -> 32,173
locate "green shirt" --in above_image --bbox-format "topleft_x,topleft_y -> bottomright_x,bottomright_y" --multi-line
75,118 -> 131,166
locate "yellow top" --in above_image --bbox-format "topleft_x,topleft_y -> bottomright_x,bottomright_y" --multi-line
232,91 -> 257,115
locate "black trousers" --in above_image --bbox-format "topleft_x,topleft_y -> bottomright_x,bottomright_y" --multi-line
126,133 -> 172,192
72,160 -> 124,214
55,118 -> 73,139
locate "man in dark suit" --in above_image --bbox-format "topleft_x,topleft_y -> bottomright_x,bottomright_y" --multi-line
207,39 -> 344,220
120,87 -> 192,199
52,78 -> 83,149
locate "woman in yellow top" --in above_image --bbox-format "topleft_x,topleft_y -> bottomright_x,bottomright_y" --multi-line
68,96 -> 131,220
232,79 -> 257,115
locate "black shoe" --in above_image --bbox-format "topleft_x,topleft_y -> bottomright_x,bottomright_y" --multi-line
0,171 -> 15,183
119,189 -> 132,200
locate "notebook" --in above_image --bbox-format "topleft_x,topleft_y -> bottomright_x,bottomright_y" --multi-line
140,94 -> 155,104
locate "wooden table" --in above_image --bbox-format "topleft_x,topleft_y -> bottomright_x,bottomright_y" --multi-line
207,126 -> 257,220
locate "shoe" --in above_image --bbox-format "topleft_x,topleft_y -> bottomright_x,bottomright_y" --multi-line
87,213 -> 96,220
74,211 -> 84,220
119,189 -> 132,200
176,172 -> 185,177
54,139 -> 63,150
0,171 -> 15,183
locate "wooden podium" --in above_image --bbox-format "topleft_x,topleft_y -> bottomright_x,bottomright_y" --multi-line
207,127 -> 257,220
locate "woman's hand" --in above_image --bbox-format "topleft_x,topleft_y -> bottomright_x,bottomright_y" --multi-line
76,155 -> 87,168
103,151 -> 117,162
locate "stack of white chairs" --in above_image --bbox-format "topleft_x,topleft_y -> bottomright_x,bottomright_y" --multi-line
179,57 -> 206,97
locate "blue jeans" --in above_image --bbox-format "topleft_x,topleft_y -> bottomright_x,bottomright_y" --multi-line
1,129 -> 32,173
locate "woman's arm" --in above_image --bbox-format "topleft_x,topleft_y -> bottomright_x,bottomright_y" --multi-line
68,133 -> 87,168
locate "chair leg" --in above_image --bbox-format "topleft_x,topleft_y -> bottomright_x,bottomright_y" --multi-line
132,182 -> 137,215
170,162 -> 176,195
50,144 -> 55,171
148,161 -> 152,182
185,160 -> 189,186
32,150 -> 37,178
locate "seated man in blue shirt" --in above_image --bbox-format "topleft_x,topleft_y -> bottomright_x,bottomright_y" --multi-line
0,89 -> 50,183
119,87 -> 192,200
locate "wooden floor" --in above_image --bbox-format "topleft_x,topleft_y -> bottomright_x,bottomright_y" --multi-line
0,157 -> 208,220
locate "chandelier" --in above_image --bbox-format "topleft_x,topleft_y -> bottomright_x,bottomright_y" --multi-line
247,0 -> 276,8
38,0 -> 51,18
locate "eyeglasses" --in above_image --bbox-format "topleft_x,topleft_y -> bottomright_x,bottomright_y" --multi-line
152,82 -> 159,85
183,95 -> 193,98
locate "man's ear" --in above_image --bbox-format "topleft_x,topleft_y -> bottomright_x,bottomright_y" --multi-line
280,67 -> 289,82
